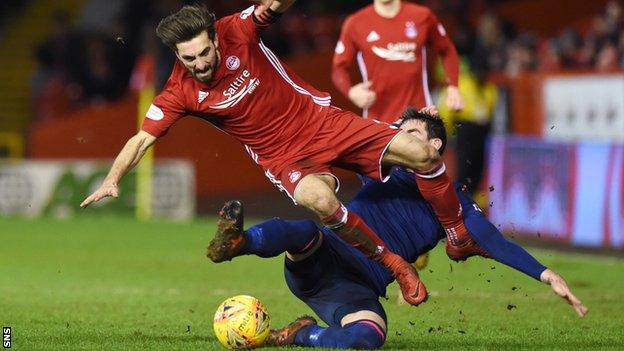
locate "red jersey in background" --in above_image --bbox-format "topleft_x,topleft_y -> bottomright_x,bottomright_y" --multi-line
332,2 -> 459,122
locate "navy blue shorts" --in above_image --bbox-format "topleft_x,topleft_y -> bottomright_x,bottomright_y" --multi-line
284,233 -> 387,327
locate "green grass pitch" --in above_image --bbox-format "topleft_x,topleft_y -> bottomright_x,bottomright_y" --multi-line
1,216 -> 623,350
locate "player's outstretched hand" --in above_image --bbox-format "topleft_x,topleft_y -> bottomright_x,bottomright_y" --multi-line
348,81 -> 376,109
540,269 -> 588,317
80,183 -> 119,208
445,85 -> 464,111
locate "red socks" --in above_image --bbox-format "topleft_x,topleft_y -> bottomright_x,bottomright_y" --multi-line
414,163 -> 468,245
322,204 -> 385,257
322,202 -> 427,306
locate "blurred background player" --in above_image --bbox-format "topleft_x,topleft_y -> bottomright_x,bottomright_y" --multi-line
331,0 -> 464,122
438,57 -> 498,195
79,1 -> 486,306
207,107 -> 587,349
331,0 -> 465,269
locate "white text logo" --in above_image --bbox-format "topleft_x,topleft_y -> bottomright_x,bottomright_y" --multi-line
372,42 -> 416,62
210,70 -> 260,109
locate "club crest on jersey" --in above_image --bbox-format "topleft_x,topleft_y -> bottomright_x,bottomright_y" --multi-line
197,90 -> 209,103
405,22 -> 417,39
225,55 -> 241,70
210,69 -> 260,109
366,31 -> 380,42
288,170 -> 302,183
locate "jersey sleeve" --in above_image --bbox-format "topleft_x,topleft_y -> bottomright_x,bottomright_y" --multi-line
220,5 -> 281,44
426,11 -> 459,86
459,190 -> 547,280
331,16 -> 358,97
141,81 -> 186,138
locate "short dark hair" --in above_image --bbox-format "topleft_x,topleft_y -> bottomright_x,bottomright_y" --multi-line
398,107 -> 447,155
156,4 -> 216,51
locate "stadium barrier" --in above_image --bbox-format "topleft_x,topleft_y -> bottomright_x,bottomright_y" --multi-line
542,74 -> 624,142
507,72 -> 624,139
0,160 -> 195,219
488,135 -> 623,249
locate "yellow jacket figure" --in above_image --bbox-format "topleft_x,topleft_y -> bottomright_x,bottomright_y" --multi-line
439,59 -> 498,194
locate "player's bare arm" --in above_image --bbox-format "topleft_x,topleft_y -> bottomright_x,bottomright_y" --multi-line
382,133 -> 441,172
80,131 -> 157,208
426,9 -> 463,112
540,269 -> 588,317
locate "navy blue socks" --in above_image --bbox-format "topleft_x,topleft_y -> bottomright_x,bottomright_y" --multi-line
241,218 -> 320,258
294,320 -> 385,349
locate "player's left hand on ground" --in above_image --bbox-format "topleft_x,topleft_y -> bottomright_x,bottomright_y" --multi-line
551,279 -> 588,317
541,269 -> 588,317
445,85 -> 464,111
418,105 -> 439,116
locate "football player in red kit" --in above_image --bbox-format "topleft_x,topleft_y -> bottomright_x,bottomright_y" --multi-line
332,0 -> 464,122
80,0 -> 484,306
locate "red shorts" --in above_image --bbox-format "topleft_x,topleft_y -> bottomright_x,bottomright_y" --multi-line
262,108 -> 401,203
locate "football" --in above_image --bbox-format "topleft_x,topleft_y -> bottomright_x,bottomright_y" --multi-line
213,295 -> 271,349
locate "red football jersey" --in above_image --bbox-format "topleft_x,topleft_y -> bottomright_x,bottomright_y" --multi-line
142,6 -> 332,171
332,2 -> 459,122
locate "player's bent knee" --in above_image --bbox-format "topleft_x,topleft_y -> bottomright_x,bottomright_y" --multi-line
286,232 -> 323,262
341,310 -> 386,349
294,176 -> 340,217
298,192 -> 340,217
341,310 -> 386,332
315,196 -> 340,217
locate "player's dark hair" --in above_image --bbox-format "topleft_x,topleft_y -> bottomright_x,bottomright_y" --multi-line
398,107 -> 447,155
156,4 -> 216,51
